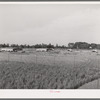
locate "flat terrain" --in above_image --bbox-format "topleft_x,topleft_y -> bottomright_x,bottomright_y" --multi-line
0,49 -> 100,89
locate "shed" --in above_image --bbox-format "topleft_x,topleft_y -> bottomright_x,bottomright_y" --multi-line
36,48 -> 48,52
0,48 -> 14,52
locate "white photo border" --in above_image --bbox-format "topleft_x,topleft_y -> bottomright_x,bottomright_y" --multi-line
0,1 -> 100,98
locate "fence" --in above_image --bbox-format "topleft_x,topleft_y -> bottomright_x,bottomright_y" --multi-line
0,51 -> 100,89
0,51 -> 84,67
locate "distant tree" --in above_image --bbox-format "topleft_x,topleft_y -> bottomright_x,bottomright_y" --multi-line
97,44 -> 100,49
56,44 -> 59,48
68,43 -> 74,49
6,43 -> 9,47
11,44 -> 18,47
73,42 -> 90,49
34,44 -> 42,48
41,43 -> 47,48
90,43 -> 97,49
47,43 -> 54,48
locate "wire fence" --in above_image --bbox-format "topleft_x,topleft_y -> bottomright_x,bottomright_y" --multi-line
0,51 -> 100,89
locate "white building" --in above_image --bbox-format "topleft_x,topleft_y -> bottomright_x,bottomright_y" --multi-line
67,49 -> 72,52
92,49 -> 98,53
36,48 -> 48,52
0,48 -> 14,52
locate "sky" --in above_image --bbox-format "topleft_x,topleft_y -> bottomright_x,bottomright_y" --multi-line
0,4 -> 100,46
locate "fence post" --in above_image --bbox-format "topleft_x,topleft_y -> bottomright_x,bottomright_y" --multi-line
36,53 -> 37,67
8,52 -> 10,62
20,53 -> 22,62
97,54 -> 99,89
73,53 -> 76,88
54,54 -> 56,66
74,53 -> 75,68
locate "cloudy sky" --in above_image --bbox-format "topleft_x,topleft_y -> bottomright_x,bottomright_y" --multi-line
0,3 -> 100,46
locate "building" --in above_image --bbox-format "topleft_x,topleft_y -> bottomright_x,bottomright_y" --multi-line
36,48 -> 48,52
0,48 -> 14,52
92,49 -> 98,53
67,49 -> 72,52
36,48 -> 54,52
13,47 -> 23,52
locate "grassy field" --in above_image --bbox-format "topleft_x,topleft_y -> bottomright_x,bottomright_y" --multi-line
0,49 -> 100,89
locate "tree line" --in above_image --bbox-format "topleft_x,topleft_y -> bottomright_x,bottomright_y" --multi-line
0,42 -> 100,49
68,42 -> 100,49
0,43 -> 57,48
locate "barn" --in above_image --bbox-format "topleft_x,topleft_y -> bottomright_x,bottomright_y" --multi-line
67,49 -> 72,52
13,47 -> 23,52
0,48 -> 14,52
36,48 -> 48,52
92,49 -> 98,53
36,48 -> 54,52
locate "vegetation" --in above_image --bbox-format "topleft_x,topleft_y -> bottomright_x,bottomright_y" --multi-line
0,50 -> 100,89
0,42 -> 100,89
0,42 -> 100,49
68,42 -> 100,49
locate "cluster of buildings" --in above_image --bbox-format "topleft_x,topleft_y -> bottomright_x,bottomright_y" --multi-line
36,48 -> 54,52
0,47 -> 23,52
0,47 -> 54,52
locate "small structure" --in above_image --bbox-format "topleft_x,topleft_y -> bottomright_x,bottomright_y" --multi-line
67,49 -> 72,52
0,48 -> 14,52
13,47 -> 23,52
89,46 -> 92,49
36,48 -> 48,52
36,48 -> 54,52
92,49 -> 98,53
47,48 -> 54,51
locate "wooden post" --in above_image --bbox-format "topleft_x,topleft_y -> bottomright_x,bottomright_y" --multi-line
8,52 -> 9,62
97,54 -> 99,89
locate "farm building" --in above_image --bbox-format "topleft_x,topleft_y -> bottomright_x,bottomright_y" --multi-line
47,48 -> 54,51
92,49 -> 98,53
36,48 -> 48,52
0,48 -> 14,52
36,48 -> 54,52
13,47 -> 23,52
0,47 -> 23,52
67,49 -> 72,52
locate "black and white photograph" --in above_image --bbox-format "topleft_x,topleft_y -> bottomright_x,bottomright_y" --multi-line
0,2 -> 100,89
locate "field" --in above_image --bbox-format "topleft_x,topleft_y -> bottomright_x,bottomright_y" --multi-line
0,49 -> 100,89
